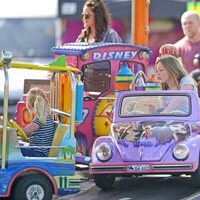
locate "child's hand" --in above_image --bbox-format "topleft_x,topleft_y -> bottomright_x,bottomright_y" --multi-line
159,44 -> 179,58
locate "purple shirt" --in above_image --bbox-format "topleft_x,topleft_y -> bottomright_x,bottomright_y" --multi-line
174,37 -> 200,72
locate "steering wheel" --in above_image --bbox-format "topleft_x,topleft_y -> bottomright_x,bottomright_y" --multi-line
9,119 -> 29,142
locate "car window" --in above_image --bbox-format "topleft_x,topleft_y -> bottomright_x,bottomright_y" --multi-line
82,61 -> 110,99
120,94 -> 190,117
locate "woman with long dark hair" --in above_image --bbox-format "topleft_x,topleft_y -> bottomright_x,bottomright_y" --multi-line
76,0 -> 122,43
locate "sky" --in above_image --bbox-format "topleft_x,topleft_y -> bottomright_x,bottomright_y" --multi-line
0,0 -> 57,100
0,0 -> 58,18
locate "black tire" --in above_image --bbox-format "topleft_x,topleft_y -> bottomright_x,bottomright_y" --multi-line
171,173 -> 181,177
191,164 -> 200,187
94,174 -> 115,189
13,174 -> 53,200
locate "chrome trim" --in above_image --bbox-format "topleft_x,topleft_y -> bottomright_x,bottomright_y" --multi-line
90,164 -> 193,172
152,164 -> 193,171
90,165 -> 126,171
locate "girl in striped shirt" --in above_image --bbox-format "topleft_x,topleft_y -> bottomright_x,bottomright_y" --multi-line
21,87 -> 55,157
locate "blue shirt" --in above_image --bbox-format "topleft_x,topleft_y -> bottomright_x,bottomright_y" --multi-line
29,115 -> 55,156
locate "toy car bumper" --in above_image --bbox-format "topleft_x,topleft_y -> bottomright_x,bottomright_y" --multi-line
89,162 -> 196,174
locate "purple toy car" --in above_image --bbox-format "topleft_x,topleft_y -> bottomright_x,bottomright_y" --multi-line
89,90 -> 200,189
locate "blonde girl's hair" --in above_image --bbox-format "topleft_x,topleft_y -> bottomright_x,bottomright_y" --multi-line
156,55 -> 188,90
26,87 -> 50,125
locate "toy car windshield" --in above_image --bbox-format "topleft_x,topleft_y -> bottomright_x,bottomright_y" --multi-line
120,94 -> 190,117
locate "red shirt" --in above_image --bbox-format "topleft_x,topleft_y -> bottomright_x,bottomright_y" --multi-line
174,37 -> 200,72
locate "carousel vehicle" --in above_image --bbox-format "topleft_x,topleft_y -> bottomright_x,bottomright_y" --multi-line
16,42 -> 152,162
15,0 -> 152,163
89,90 -> 200,189
0,51 -> 82,200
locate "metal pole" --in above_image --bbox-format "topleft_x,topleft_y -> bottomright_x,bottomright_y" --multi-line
131,0 -> 151,46
1,51 -> 12,169
68,71 -> 76,139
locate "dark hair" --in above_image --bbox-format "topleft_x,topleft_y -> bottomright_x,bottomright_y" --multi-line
190,69 -> 200,82
78,0 -> 112,42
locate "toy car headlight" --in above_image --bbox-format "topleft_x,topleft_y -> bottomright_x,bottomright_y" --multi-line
96,143 -> 112,162
173,144 -> 189,161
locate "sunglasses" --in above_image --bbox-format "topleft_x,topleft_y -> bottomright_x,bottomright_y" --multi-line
81,13 -> 90,20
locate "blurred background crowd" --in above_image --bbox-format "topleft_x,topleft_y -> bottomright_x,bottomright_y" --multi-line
0,0 -> 199,116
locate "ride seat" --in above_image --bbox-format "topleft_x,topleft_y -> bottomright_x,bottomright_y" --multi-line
48,122 -> 69,157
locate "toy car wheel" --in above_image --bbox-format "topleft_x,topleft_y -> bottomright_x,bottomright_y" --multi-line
191,164 -> 200,187
171,173 -> 181,177
94,174 -> 115,189
13,174 -> 53,200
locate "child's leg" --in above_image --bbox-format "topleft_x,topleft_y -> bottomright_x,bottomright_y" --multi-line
21,148 -> 45,157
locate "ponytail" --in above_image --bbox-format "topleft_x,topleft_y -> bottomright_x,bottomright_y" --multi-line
34,96 -> 48,125
26,87 -> 50,125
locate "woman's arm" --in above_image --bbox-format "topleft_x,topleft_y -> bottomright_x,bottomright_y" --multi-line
23,122 -> 39,137
163,80 -> 195,113
162,96 -> 184,113
144,97 -> 166,114
160,96 -> 167,108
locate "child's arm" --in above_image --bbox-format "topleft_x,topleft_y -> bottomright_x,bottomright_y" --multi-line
23,122 -> 40,137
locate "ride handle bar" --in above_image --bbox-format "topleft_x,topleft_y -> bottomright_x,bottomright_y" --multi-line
0,51 -> 79,73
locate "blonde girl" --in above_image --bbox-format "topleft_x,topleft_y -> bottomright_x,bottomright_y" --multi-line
155,55 -> 197,113
146,55 -> 197,114
21,87 -> 54,157
155,55 -> 196,91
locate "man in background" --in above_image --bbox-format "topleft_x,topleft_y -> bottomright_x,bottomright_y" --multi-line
174,11 -> 200,72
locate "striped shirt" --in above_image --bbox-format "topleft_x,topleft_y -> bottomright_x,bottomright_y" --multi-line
29,115 -> 55,157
